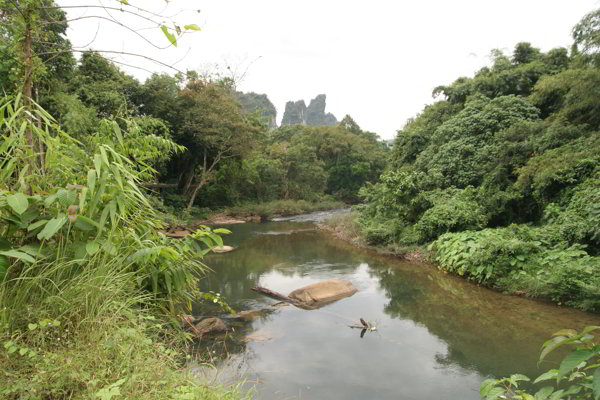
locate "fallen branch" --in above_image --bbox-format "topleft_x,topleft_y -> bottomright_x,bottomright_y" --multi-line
251,286 -> 302,306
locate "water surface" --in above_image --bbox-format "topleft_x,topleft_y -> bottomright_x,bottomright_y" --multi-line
194,213 -> 600,400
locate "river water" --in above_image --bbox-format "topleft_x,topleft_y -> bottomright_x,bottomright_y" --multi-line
194,211 -> 600,400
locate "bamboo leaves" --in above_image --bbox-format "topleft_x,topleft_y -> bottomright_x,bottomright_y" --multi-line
6,193 -> 28,215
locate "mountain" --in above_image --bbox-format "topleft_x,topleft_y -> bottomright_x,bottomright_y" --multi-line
281,94 -> 337,126
236,92 -> 277,128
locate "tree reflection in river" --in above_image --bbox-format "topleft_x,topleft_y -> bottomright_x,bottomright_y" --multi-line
191,219 -> 600,399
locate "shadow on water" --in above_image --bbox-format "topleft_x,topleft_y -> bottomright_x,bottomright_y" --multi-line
192,216 -> 600,400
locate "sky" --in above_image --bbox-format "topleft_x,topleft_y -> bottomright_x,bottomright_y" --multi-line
59,0 -> 599,140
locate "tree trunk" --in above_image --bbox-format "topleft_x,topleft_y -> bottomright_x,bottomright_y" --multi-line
186,148 -> 208,210
186,179 -> 206,210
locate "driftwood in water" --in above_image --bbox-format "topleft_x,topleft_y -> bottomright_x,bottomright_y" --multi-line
251,286 -> 303,306
251,280 -> 358,310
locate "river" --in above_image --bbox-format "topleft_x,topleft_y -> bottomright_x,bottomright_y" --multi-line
192,211 -> 600,400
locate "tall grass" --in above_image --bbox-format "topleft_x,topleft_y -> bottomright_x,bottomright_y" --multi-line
0,95 -> 248,399
0,236 -> 249,399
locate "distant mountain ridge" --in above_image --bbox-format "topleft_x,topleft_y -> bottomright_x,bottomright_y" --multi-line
235,92 -> 277,128
281,94 -> 338,126
237,92 -> 338,128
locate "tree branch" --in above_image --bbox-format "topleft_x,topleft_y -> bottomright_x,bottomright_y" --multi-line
40,15 -> 176,50
30,49 -> 186,75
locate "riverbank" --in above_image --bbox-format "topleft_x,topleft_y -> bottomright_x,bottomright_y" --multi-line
319,211 -> 600,313
183,199 -> 347,226
318,211 -> 430,263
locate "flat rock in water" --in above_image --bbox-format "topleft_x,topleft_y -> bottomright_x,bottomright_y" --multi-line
212,245 -> 235,253
192,317 -> 226,337
234,310 -> 265,320
288,279 -> 357,309
243,329 -> 278,343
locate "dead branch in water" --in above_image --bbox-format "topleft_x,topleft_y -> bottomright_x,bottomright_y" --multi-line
250,286 -> 303,306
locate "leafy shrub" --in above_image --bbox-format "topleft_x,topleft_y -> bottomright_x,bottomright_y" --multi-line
481,326 -> 600,400
543,174 -> 600,253
515,133 -> 600,204
415,187 -> 488,242
431,225 -> 600,311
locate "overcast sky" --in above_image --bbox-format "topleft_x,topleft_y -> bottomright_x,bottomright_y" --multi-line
59,0 -> 599,139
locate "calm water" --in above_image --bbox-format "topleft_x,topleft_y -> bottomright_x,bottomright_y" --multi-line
193,212 -> 600,400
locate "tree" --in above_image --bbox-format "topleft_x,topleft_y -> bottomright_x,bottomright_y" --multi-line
572,8 -> 600,56
176,79 -> 263,209
512,42 -> 541,65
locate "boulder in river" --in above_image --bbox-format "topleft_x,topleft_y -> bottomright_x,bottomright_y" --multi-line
191,317 -> 227,338
212,245 -> 235,253
288,279 -> 357,309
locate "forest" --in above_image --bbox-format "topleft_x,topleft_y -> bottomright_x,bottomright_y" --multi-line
351,26 -> 600,313
0,0 -> 599,399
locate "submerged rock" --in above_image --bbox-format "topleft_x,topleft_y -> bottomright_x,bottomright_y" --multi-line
288,279 -> 357,309
243,329 -> 277,343
234,310 -> 265,320
192,317 -> 226,337
212,245 -> 235,253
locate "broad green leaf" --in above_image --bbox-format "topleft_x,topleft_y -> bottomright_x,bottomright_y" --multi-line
57,189 -> 76,207
7,193 -> 28,215
27,323 -> 37,331
184,24 -> 201,31
37,215 -> 68,240
562,385 -> 582,395
0,250 -> 35,263
86,241 -> 100,256
160,25 -> 177,46
540,336 -> 570,363
18,245 -> 42,257
213,228 -> 231,234
74,215 -> 99,231
510,374 -> 530,382
18,348 -> 28,356
548,390 -> 564,400
552,329 -> 577,338
482,386 -> 506,399
557,349 -> 595,382
534,386 -> 554,400
44,193 -> 57,207
27,219 -> 48,232
480,379 -> 498,394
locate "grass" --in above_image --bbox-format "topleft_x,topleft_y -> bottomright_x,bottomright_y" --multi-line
225,198 -> 346,220
0,245 -> 249,400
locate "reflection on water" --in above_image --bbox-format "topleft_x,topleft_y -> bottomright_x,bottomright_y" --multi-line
195,218 -> 600,400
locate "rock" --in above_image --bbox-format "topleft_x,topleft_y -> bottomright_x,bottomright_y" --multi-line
234,310 -> 264,320
179,314 -> 196,328
243,329 -> 276,343
288,279 -> 357,309
212,245 -> 235,253
192,317 -> 226,337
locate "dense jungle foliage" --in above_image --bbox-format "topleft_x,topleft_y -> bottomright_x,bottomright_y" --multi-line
356,9 -> 600,314
2,0 -> 600,398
